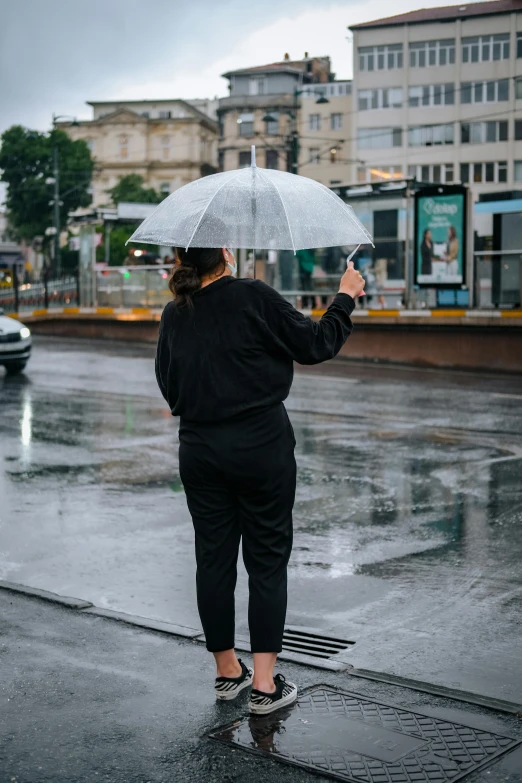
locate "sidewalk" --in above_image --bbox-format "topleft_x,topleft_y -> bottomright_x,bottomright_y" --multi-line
1,589 -> 521,783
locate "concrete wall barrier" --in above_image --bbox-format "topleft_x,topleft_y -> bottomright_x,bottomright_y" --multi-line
9,307 -> 522,373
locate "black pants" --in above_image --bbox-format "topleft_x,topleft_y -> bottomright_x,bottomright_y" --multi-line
179,403 -> 296,653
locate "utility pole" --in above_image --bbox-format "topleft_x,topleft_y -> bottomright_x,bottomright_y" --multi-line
52,125 -> 61,277
291,88 -> 299,175
49,114 -> 79,278
287,86 -> 329,175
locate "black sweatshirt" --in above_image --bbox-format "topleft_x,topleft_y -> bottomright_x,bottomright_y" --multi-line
155,276 -> 355,423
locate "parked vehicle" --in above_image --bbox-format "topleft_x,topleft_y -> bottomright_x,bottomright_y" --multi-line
0,308 -> 31,374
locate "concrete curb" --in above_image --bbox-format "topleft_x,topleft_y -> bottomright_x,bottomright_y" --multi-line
0,579 -> 349,672
2,580 -> 521,713
0,579 -> 93,609
79,606 -> 201,638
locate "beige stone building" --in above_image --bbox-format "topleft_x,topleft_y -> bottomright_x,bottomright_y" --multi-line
58,99 -> 218,207
298,80 -> 353,187
350,0 -> 522,196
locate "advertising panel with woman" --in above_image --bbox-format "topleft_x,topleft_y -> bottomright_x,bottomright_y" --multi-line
414,187 -> 466,286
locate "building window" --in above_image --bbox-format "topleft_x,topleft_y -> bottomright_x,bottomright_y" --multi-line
461,120 -> 508,144
515,161 -> 522,181
249,77 -> 266,95
518,33 -> 522,58
309,114 -> 321,131
141,111 -> 150,118
238,112 -> 254,137
460,161 -> 507,184
408,83 -> 454,107
358,44 -> 403,71
85,139 -> 95,153
515,120 -> 522,141
161,135 -> 170,160
516,78 -> 522,99
309,148 -> 320,165
265,150 -> 279,169
409,39 -> 455,67
218,115 -> 224,139
159,182 -> 170,195
239,151 -> 251,168
461,79 -> 509,104
358,87 -> 402,110
408,163 -> 454,183
358,165 -> 404,182
408,123 -> 454,146
265,111 -> 279,136
119,135 -> 128,159
462,33 -> 510,63
218,150 -> 224,172
331,113 -> 342,130
159,110 -> 171,119
357,127 -> 403,149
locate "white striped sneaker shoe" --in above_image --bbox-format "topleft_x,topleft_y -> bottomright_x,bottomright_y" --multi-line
215,659 -> 253,701
249,673 -> 298,715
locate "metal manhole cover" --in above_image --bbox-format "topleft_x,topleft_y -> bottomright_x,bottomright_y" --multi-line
210,686 -> 521,782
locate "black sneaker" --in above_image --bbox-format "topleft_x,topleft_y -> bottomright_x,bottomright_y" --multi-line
249,673 -> 298,715
215,659 -> 253,701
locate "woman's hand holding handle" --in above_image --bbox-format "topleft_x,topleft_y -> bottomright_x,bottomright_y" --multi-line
338,261 -> 365,298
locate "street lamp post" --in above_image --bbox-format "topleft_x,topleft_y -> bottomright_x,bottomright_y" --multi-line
289,88 -> 329,175
50,114 -> 79,277
262,88 -> 329,175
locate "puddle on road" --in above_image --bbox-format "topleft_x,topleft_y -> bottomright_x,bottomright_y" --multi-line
211,686 -> 521,783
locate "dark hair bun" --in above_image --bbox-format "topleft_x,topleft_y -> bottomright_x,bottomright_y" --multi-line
170,265 -> 201,307
168,247 -> 226,308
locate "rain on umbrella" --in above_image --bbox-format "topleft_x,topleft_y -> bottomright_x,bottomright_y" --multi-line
127,146 -> 373,257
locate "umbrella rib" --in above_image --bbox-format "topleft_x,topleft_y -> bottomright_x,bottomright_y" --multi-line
184,171 -> 244,250
258,169 -> 296,254
305,178 -> 374,247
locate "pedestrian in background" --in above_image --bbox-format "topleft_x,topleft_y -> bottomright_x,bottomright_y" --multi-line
155,246 -> 365,714
296,248 -> 315,309
278,249 -> 294,292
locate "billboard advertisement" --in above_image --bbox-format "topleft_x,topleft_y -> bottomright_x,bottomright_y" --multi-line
415,188 -> 466,286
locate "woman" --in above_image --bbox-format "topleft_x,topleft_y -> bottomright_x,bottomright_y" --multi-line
445,226 -> 459,276
155,246 -> 365,715
296,247 -> 315,308
420,229 -> 433,276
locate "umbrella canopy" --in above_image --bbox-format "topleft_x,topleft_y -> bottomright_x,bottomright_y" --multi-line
127,146 -> 373,252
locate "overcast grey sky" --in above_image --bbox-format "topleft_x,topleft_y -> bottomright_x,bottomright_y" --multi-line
0,0 -> 488,204
1,0 -> 482,134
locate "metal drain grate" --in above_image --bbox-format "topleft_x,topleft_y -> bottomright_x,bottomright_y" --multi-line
282,626 -> 354,659
210,686 -> 522,783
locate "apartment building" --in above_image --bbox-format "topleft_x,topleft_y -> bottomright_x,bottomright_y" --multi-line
58,99 -> 218,207
350,0 -> 522,196
298,81 -> 353,187
218,54 -> 332,175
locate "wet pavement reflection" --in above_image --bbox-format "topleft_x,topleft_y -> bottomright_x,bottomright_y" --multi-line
1,337 -> 521,703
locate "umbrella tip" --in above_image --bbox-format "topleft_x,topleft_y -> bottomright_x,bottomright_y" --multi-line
251,145 -> 257,168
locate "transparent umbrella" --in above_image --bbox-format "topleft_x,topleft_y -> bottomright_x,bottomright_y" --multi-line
128,146 -> 373,253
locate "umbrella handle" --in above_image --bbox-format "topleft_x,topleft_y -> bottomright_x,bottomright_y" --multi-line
345,244 -> 360,267
346,244 -> 365,297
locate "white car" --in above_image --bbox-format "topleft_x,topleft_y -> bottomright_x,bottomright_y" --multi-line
0,309 -> 32,374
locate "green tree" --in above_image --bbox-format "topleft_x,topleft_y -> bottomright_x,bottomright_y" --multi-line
0,125 -> 93,242
108,174 -> 165,205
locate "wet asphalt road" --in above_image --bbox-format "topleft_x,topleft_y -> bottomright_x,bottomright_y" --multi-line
2,590 -> 522,783
1,336 -> 522,706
